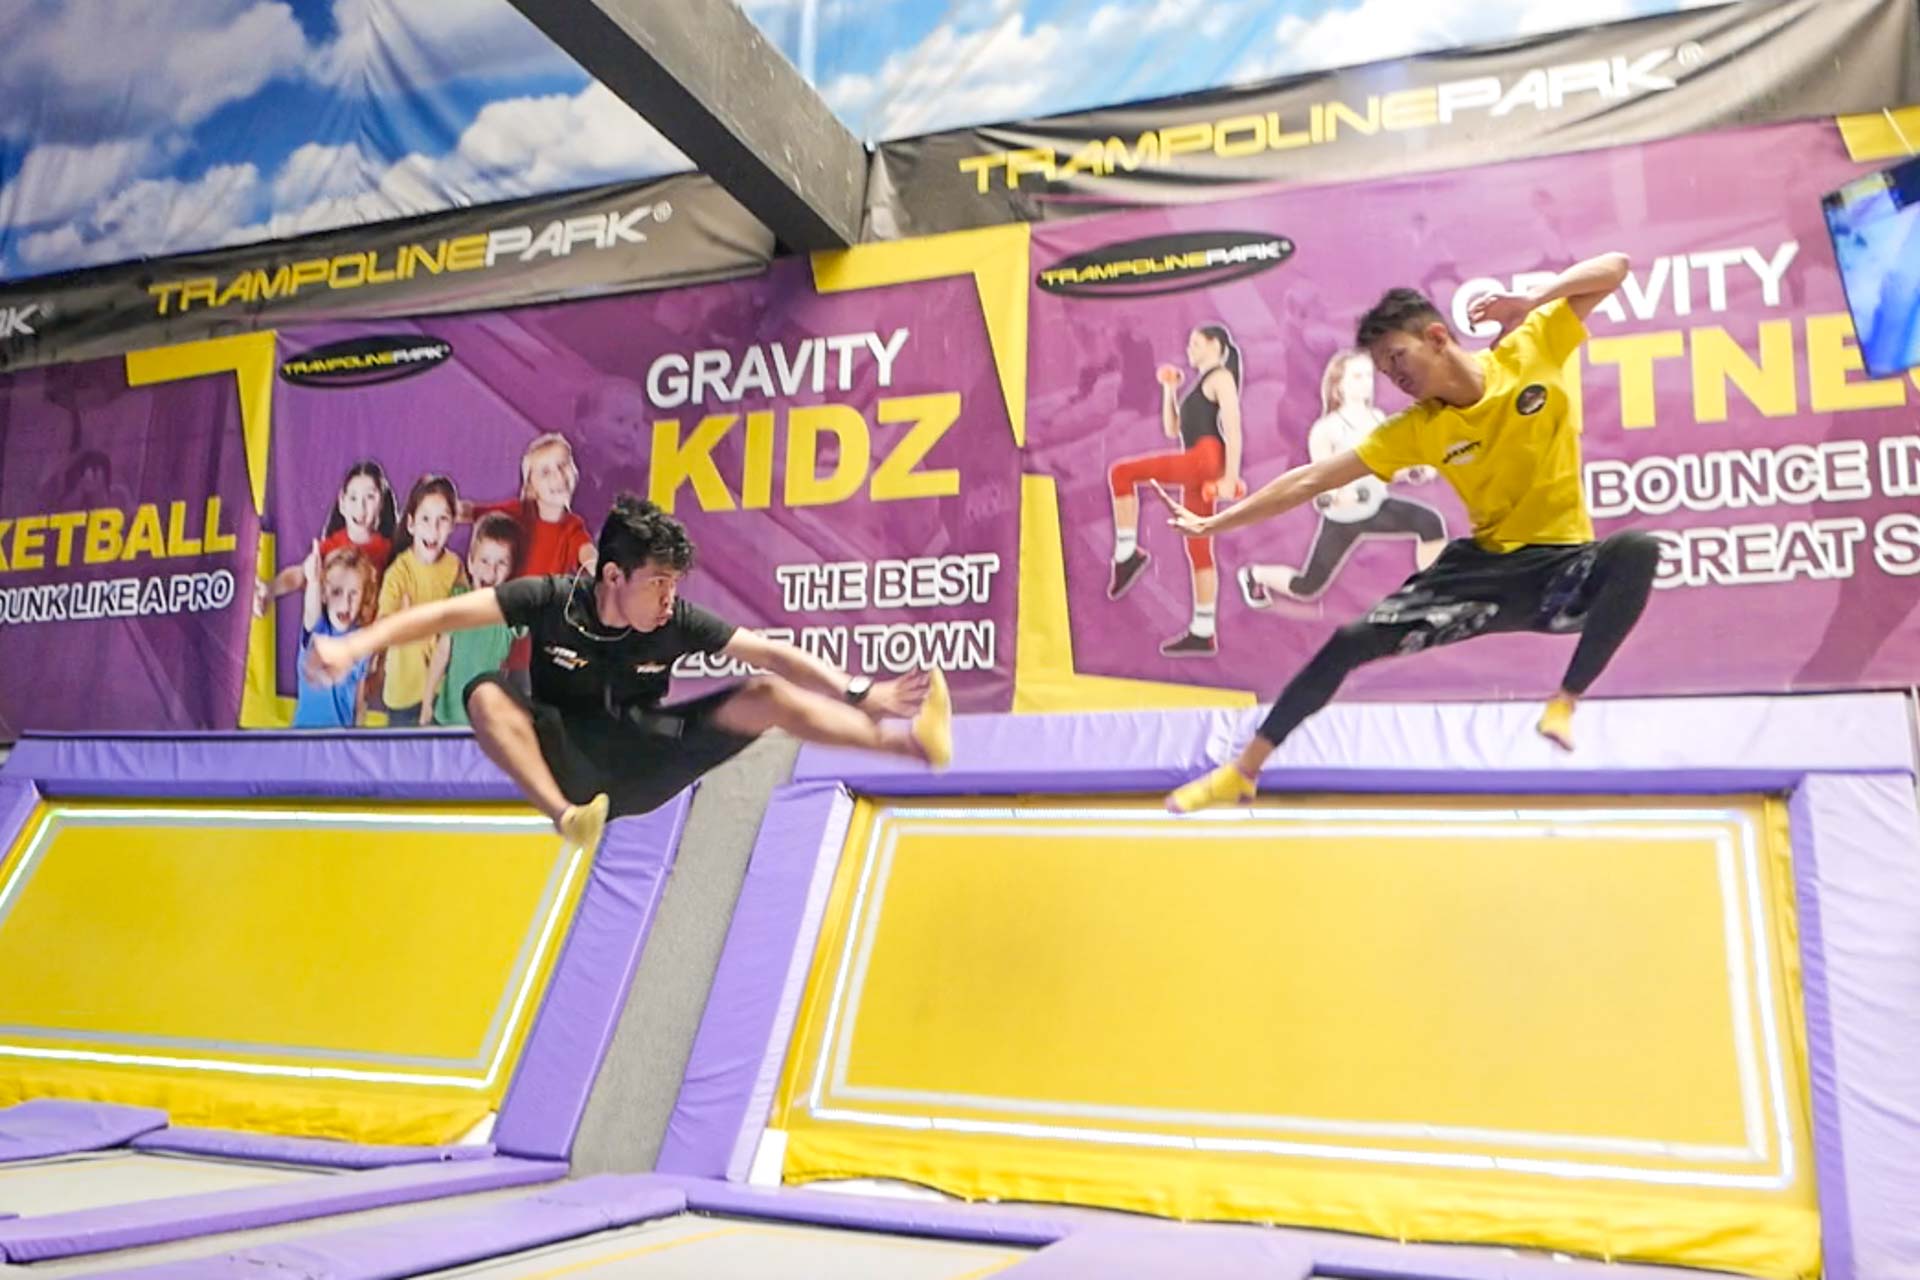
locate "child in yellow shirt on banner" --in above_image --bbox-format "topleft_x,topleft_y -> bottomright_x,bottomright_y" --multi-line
1159,253 -> 1663,812
376,474 -> 468,726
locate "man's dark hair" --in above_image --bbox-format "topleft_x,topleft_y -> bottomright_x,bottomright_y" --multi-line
597,492 -> 695,574
1355,288 -> 1448,348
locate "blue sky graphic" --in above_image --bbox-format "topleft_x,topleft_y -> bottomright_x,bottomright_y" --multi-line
0,0 -> 1712,281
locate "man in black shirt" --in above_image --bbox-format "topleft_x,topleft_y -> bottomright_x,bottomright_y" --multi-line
304,494 -> 952,853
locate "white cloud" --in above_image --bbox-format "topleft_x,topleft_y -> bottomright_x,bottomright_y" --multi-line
210,80 -> 686,255
0,139 -> 152,228
15,163 -> 260,270
821,0 -> 1255,140
1235,0 -> 1640,82
823,10 -> 1074,139
0,1 -> 307,137
314,0 -> 581,94
452,81 -> 687,194
271,141 -> 379,208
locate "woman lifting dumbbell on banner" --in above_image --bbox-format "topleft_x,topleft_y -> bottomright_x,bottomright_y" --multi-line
1105,323 -> 1245,657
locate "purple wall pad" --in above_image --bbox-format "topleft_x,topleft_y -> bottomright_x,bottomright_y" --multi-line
1000,1226 -> 1311,1280
128,1128 -> 494,1170
1,732 -> 523,801
650,1173 -> 1078,1246
90,1175 -> 687,1280
0,778 -> 40,859
1792,773 -> 1920,1280
494,792 -> 694,1161
794,693 -> 1913,793
0,1100 -> 167,1163
0,1154 -> 564,1263
654,782 -> 853,1179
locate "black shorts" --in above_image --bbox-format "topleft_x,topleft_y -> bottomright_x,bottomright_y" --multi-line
1364,538 -> 1604,654
465,673 -> 758,818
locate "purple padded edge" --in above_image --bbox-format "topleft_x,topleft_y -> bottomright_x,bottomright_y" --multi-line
793,694 -> 1914,792
128,1127 -> 493,1169
0,777 -> 39,852
654,782 -> 852,1178
1791,774 -> 1920,1280
0,1154 -> 564,1263
493,792 -> 694,1161
1788,783 -> 1852,1280
711,696 -> 1920,1280
0,1100 -> 168,1163
0,732 -> 522,801
1001,1226 -> 1311,1280
646,1172 -> 1077,1245
89,1174 -> 686,1280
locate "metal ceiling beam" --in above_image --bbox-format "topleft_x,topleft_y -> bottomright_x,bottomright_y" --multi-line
508,0 -> 867,251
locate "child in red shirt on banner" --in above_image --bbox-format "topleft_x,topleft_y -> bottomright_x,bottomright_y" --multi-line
255,461 -> 398,616
462,433 -> 595,675
465,433 -> 595,578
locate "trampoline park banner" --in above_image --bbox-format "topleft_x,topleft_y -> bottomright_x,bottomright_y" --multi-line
252,234 -> 1026,727
1021,116 -> 1920,707
0,338 -> 263,738
868,0 -> 1920,238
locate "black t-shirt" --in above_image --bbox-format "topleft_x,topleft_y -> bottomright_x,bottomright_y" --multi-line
494,573 -> 737,719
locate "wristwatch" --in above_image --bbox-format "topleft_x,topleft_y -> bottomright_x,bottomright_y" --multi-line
843,675 -> 873,705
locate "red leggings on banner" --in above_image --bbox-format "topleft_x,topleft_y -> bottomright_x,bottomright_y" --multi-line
1109,438 -> 1223,570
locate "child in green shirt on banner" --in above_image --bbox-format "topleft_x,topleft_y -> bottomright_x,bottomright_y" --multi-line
424,512 -> 524,726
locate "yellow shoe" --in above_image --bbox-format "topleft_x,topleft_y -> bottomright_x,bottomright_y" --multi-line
1166,763 -> 1257,814
1536,695 -> 1576,753
558,793 -> 609,852
911,669 -> 953,769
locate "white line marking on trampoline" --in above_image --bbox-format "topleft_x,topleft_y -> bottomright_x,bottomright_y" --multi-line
801,803 -> 1791,1183
808,1106 -> 1795,1190
0,804 -> 581,1087
483,840 -> 586,1087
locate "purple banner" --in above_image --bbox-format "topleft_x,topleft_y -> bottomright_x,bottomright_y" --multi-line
264,256 -> 1020,725
0,357 -> 256,738
1027,118 -> 1918,701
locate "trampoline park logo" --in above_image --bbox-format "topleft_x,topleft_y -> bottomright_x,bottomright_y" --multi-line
279,335 -> 454,388
1036,231 -> 1294,299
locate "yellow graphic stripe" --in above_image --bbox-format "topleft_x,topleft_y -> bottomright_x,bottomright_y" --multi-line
1836,105 -> 1920,162
124,332 -> 276,518
1014,474 -> 1255,711
812,225 -> 1029,448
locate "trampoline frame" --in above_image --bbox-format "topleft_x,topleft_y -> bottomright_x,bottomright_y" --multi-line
662,692 -> 1920,1280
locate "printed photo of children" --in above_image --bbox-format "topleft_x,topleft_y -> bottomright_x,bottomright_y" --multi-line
291,542 -> 379,728
256,461 -> 398,617
376,474 -> 467,726
422,512 -> 524,726
462,432 -> 595,578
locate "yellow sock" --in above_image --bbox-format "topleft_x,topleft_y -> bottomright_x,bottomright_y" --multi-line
912,669 -> 953,769
1537,695 -> 1576,752
1166,763 -> 1257,814
558,793 -> 609,853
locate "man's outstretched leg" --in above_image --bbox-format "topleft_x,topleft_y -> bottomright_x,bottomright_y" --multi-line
1538,531 -> 1662,752
712,669 -> 952,767
467,679 -> 609,849
1168,618 -> 1406,812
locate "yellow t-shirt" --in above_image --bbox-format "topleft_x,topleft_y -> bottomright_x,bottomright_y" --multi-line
376,547 -> 466,710
1353,299 -> 1593,552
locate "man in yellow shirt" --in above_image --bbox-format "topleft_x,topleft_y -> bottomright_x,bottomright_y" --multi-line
1161,252 -> 1662,813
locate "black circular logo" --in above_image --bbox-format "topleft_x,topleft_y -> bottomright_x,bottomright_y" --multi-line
1515,384 -> 1548,416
